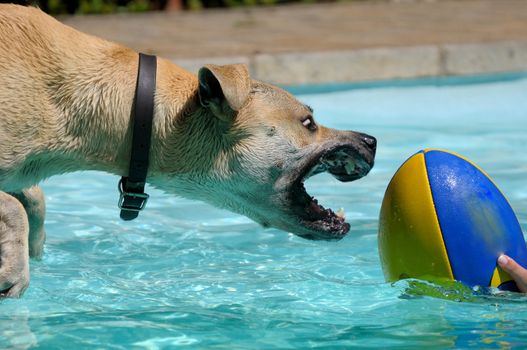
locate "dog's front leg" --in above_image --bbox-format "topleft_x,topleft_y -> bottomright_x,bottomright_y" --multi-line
0,191 -> 30,298
10,187 -> 46,260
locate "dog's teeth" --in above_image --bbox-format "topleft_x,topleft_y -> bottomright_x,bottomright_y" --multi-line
336,208 -> 346,220
344,162 -> 355,175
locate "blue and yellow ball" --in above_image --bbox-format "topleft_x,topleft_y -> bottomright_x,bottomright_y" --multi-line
378,149 -> 527,291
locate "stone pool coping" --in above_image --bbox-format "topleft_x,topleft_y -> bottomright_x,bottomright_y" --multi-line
62,0 -> 527,85
174,41 -> 527,85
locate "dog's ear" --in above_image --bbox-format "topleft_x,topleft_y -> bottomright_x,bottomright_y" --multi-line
198,64 -> 250,120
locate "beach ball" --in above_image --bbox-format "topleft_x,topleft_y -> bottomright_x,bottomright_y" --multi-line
378,149 -> 527,291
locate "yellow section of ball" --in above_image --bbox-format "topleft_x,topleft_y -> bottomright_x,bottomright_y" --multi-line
378,152 -> 454,282
490,266 -> 513,288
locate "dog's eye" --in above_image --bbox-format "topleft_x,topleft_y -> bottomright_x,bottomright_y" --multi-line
301,116 -> 317,132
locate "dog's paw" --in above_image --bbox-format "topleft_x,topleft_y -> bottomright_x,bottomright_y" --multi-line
0,265 -> 30,298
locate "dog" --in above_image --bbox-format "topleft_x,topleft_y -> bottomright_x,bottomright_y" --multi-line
0,4 -> 376,297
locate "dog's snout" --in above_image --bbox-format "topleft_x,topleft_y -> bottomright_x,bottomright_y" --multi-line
361,134 -> 377,151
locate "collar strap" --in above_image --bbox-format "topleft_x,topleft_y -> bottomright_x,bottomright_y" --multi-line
118,53 -> 157,220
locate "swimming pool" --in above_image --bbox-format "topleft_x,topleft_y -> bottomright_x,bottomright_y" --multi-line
2,73 -> 527,349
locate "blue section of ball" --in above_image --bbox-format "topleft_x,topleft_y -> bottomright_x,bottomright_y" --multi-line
424,150 -> 527,287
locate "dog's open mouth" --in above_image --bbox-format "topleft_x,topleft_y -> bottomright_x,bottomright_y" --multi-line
288,145 -> 374,240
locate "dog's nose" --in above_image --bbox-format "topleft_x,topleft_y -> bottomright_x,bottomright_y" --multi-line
361,133 -> 377,151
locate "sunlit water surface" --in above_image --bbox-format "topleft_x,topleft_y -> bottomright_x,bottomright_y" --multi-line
2,74 -> 527,349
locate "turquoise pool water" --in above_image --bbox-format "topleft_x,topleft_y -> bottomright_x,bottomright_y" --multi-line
2,74 -> 527,349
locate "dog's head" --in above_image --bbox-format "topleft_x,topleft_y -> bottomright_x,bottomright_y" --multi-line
154,64 -> 376,240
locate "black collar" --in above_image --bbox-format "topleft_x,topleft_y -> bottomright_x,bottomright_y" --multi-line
118,53 -> 157,220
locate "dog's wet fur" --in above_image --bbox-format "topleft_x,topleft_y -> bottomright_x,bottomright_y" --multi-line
0,4 -> 376,297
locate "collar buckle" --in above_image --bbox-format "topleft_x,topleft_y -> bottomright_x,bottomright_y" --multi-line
118,179 -> 149,212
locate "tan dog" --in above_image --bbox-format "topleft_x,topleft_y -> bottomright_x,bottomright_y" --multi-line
0,4 -> 376,297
